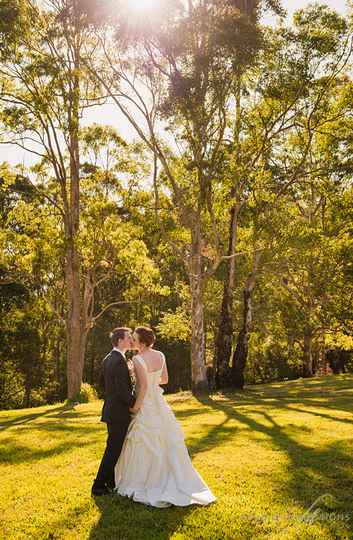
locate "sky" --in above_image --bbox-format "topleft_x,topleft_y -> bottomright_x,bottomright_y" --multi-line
0,0 -> 349,167
263,0 -> 347,25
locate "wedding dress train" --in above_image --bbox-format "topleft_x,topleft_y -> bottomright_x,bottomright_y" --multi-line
115,353 -> 216,507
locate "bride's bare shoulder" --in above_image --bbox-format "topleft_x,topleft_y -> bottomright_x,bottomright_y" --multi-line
152,348 -> 165,355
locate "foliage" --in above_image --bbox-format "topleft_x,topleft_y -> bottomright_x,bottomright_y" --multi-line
69,382 -> 99,404
0,2 -> 353,406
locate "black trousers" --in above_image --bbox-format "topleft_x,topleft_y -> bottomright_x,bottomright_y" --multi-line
93,421 -> 130,489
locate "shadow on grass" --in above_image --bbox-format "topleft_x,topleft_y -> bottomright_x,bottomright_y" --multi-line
281,404 -> 353,426
0,426 -> 102,464
174,407 -> 213,420
0,404 -> 70,431
173,374 -> 353,428
89,494 -> 195,540
188,419 -> 239,456
0,403 -> 102,431
194,393 -> 353,530
0,404 -> 103,465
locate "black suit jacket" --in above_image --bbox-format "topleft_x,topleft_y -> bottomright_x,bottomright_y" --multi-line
99,350 -> 135,424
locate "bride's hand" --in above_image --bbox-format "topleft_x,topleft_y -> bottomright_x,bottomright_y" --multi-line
130,405 -> 139,414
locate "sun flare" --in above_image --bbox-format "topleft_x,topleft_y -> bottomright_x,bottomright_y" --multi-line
126,0 -> 162,16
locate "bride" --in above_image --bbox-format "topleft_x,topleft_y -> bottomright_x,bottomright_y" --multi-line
114,326 -> 216,508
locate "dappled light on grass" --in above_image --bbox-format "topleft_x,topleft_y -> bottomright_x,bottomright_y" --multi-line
1,375 -> 353,538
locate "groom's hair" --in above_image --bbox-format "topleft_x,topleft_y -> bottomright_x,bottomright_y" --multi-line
110,327 -> 131,346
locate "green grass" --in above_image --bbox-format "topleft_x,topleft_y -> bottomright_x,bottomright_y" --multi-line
1,374 -> 353,540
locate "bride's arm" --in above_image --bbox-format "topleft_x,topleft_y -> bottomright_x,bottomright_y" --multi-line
130,357 -> 147,413
160,357 -> 169,385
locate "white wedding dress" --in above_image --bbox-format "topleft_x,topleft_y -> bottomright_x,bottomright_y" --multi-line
115,353 -> 216,507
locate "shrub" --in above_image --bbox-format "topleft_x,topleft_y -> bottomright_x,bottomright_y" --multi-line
68,382 -> 98,405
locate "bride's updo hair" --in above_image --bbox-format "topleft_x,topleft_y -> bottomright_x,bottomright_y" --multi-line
134,326 -> 155,347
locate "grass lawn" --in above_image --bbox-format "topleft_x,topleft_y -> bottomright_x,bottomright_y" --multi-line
1,374 -> 353,540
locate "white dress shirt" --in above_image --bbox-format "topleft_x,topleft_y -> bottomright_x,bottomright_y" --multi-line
113,347 -> 126,359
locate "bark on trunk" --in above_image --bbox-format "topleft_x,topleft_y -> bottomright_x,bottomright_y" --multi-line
65,16 -> 83,400
23,380 -> 31,408
190,219 -> 208,395
231,251 -> 262,389
231,289 -> 252,389
302,330 -> 313,378
214,204 -> 239,388
55,340 -> 62,386
65,243 -> 82,399
214,79 -> 242,389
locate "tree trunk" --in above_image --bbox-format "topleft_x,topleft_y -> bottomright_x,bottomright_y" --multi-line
79,327 -> 90,382
214,204 -> 239,388
231,290 -> 251,389
311,341 -> 320,375
55,340 -> 62,386
302,329 -> 313,377
190,219 -> 208,394
231,250 -> 262,389
65,244 -> 82,399
214,78 -> 242,389
23,379 -> 31,408
65,14 -> 83,400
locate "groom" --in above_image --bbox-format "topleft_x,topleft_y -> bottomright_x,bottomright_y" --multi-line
91,327 -> 136,496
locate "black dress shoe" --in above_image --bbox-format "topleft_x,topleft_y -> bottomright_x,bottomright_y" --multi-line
91,486 -> 111,496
